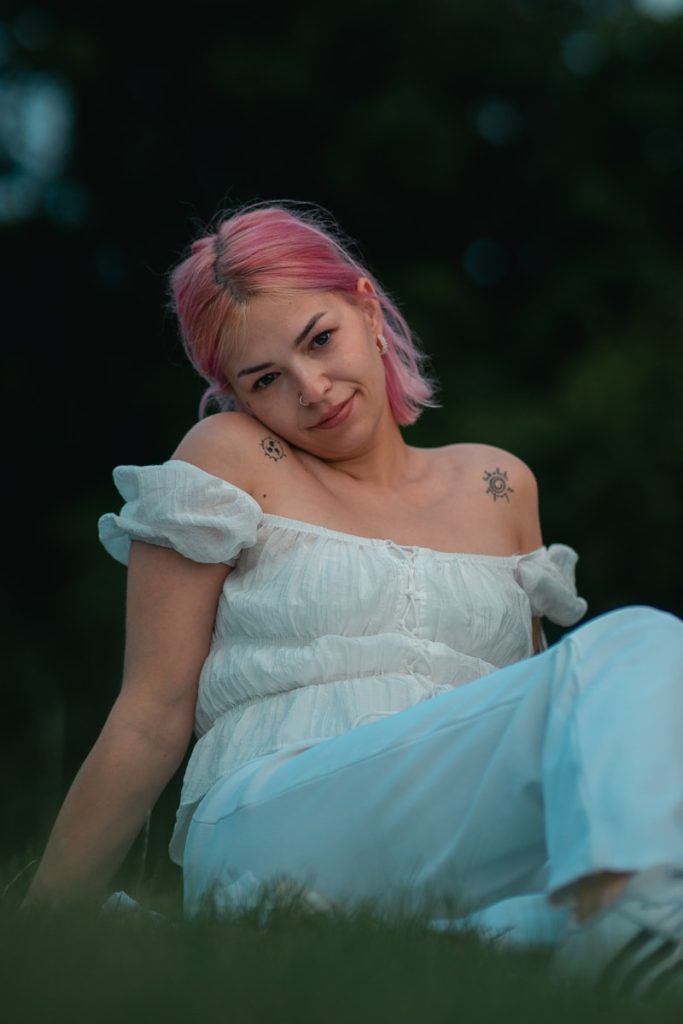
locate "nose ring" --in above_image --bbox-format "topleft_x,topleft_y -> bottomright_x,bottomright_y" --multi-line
298,393 -> 310,407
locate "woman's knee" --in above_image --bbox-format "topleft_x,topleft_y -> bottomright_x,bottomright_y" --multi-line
570,604 -> 682,643
557,604 -> 683,699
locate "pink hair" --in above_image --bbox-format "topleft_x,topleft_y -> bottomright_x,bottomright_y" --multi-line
168,201 -> 439,425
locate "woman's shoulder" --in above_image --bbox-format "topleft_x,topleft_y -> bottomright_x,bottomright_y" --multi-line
434,442 -> 542,552
171,412 -> 292,493
438,441 -> 538,490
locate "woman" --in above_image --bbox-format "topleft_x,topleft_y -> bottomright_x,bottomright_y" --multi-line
25,202 -> 683,995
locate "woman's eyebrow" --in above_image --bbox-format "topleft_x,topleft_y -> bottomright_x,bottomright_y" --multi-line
236,311 -> 327,378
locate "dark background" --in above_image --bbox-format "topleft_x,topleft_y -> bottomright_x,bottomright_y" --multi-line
2,0 -> 682,894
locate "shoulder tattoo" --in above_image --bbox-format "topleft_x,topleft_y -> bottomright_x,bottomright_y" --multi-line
483,466 -> 514,503
260,436 -> 287,461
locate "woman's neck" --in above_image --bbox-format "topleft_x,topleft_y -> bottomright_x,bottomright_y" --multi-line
298,411 -> 422,492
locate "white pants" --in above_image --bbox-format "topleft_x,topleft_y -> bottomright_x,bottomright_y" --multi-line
184,606 -> 683,941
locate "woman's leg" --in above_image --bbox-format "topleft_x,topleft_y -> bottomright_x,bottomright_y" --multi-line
184,606 -> 683,922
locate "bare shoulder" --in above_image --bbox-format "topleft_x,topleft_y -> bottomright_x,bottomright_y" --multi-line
445,442 -> 538,493
171,412 -> 293,492
440,442 -> 543,552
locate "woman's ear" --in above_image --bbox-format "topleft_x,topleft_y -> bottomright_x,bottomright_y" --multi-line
355,276 -> 376,298
355,276 -> 382,332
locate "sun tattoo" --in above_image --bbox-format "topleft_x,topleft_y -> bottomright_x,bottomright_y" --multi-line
483,467 -> 514,503
260,436 -> 287,461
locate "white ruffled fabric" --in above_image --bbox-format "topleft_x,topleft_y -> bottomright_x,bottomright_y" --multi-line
99,461 -> 260,566
98,459 -> 588,864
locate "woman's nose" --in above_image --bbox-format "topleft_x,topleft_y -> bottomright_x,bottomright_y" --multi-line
296,369 -> 331,405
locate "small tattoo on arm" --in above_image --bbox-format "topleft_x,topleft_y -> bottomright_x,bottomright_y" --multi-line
260,436 -> 287,461
483,467 -> 514,503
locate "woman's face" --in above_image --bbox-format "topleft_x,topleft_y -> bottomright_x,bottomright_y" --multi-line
225,277 -> 391,458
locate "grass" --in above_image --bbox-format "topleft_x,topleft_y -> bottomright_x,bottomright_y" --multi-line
2,856 -> 683,1024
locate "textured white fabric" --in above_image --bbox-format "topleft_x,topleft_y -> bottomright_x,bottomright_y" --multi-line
98,461 -> 260,566
98,458 -> 588,864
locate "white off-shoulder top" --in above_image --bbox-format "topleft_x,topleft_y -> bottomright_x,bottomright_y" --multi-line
98,459 -> 588,863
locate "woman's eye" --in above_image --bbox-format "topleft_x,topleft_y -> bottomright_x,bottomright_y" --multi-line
311,329 -> 333,348
252,331 -> 332,391
253,372 -> 279,391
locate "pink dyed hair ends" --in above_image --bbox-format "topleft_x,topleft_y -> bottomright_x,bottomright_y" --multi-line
168,201 -> 439,425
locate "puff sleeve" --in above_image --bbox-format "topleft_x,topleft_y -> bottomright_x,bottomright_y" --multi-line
97,459 -> 262,567
515,543 -> 588,627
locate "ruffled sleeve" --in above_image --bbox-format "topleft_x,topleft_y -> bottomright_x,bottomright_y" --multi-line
514,543 -> 588,627
97,459 -> 262,567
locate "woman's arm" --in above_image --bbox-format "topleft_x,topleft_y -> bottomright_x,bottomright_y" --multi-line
531,616 -> 547,654
24,540 -> 230,908
510,455 -> 546,655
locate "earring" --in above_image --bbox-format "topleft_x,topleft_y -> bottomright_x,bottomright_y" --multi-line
298,393 -> 310,407
377,333 -> 388,355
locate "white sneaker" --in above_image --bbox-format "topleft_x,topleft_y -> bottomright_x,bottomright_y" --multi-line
551,865 -> 683,998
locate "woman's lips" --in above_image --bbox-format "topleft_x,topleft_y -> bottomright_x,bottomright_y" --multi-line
313,394 -> 354,429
